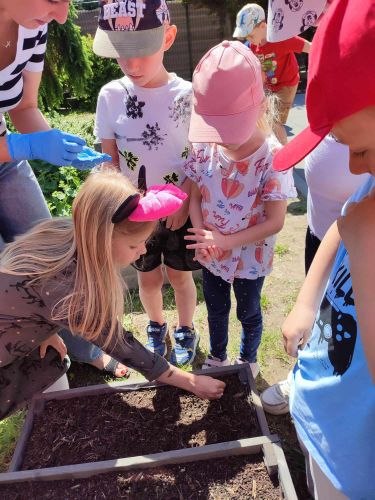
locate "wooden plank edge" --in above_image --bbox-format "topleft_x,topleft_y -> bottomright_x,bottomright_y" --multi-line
0,435 -> 279,484
273,441 -> 298,500
7,399 -> 43,472
33,365 -> 247,401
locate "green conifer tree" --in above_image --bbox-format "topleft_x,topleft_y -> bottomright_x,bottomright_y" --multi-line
38,3 -> 92,111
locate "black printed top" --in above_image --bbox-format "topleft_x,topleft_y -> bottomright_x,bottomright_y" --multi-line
0,267 -> 169,381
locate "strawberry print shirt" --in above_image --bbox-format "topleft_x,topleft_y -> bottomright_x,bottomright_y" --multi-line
183,137 -> 297,282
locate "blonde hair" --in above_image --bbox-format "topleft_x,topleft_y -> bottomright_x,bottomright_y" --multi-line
257,93 -> 280,134
0,170 -> 155,348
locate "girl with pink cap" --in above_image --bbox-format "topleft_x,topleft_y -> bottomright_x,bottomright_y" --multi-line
183,41 -> 296,378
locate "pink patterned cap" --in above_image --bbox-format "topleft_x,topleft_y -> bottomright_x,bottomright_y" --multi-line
189,41 -> 265,145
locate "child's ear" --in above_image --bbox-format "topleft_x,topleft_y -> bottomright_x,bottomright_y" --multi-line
164,24 -> 177,52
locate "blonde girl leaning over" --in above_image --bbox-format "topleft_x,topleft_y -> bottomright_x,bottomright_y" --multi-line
0,170 -> 225,420
184,41 -> 296,377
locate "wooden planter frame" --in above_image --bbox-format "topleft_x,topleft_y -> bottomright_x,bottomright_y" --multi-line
0,364 -> 297,499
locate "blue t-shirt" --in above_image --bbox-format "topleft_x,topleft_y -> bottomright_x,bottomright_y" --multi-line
291,176 -> 375,499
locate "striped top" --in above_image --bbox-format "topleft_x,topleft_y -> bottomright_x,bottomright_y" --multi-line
0,24 -> 48,136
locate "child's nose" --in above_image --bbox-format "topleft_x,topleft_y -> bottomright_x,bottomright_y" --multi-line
139,243 -> 147,256
51,3 -> 70,24
125,59 -> 140,73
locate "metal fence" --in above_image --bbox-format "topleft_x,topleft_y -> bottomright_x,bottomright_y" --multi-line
75,1 -> 232,80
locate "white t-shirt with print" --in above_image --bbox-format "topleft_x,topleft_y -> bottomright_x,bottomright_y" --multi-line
95,74 -> 191,188
183,137 -> 297,282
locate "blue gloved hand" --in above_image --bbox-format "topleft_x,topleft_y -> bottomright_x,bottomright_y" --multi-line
6,130 -> 86,166
71,146 -> 112,170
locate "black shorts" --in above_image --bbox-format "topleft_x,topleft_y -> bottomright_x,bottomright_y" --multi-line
132,218 -> 201,273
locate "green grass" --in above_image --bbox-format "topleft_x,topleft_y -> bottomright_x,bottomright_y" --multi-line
0,411 -> 25,472
261,293 -> 270,311
257,329 -> 290,367
274,243 -> 290,257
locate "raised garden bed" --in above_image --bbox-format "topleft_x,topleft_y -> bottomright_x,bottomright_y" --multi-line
0,365 -> 297,499
0,449 -> 287,499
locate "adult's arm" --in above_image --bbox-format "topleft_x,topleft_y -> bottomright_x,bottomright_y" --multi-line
0,70 -> 86,165
8,71 -> 50,133
0,71 -> 50,162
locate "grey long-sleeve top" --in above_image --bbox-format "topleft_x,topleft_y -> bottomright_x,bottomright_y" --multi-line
0,269 -> 169,381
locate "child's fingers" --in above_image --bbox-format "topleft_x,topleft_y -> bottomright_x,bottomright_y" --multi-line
39,344 -> 47,359
186,242 -> 210,250
204,222 -> 216,231
186,228 -> 207,236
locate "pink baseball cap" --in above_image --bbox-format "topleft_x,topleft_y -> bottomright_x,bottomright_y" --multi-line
189,41 -> 265,144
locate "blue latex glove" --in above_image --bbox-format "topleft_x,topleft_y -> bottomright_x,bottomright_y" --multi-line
6,130 -> 86,166
71,146 -> 112,170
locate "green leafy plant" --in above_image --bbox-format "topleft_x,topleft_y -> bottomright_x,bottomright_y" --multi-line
30,111 -> 95,216
32,163 -> 89,216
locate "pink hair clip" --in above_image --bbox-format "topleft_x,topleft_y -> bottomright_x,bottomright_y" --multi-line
112,185 -> 187,224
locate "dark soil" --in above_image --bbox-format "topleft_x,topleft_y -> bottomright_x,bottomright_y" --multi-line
22,375 -> 260,470
0,454 -> 281,500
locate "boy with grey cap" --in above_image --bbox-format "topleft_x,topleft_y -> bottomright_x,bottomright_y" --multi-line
94,0 -> 200,367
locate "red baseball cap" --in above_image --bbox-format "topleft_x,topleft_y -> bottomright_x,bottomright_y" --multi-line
273,0 -> 375,172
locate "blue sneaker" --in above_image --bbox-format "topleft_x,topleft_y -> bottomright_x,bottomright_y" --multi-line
170,326 -> 200,366
145,321 -> 169,357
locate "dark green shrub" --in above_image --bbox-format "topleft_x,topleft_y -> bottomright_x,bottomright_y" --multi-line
79,35 -> 123,111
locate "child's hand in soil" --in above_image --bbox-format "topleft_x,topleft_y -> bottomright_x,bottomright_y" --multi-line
282,303 -> 316,357
39,333 -> 67,361
191,375 -> 226,400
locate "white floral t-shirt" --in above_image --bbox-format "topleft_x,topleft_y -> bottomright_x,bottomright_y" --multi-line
183,137 -> 297,282
95,74 -> 191,189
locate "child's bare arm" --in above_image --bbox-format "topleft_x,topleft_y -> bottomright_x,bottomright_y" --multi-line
101,139 -> 120,170
185,200 -> 287,251
189,181 -> 204,228
165,177 -> 191,231
302,40 -> 311,53
337,194 -> 375,381
282,222 -> 341,356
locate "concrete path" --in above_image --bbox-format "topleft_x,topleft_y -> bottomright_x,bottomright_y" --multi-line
286,92 -> 308,199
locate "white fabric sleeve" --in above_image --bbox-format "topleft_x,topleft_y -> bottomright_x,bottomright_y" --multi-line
261,159 -> 297,201
94,87 -> 115,140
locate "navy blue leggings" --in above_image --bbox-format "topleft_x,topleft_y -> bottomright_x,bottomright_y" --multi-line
202,268 -> 265,363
